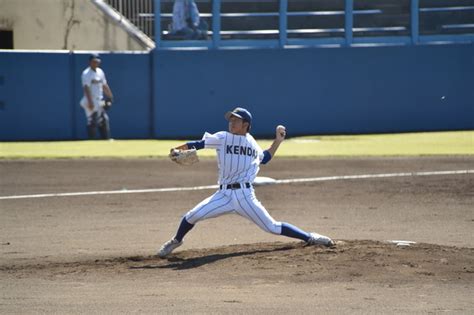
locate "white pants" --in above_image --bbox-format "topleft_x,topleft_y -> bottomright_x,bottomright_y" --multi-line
80,97 -> 110,139
184,186 -> 283,235
80,97 -> 103,118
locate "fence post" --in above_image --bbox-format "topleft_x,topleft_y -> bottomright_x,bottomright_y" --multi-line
153,0 -> 161,48
411,0 -> 419,45
279,0 -> 288,48
345,0 -> 353,47
69,51 -> 77,139
212,0 -> 221,49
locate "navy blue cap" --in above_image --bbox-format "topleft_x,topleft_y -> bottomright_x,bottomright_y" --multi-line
225,107 -> 252,124
89,53 -> 101,62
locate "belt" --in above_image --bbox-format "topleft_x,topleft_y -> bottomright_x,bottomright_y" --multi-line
220,183 -> 251,190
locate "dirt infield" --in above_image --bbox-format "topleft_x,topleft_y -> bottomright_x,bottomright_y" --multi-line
1,157 -> 473,314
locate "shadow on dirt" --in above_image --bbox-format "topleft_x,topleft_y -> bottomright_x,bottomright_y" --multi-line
130,245 -> 297,270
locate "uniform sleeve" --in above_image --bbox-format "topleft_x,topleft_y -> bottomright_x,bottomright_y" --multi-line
186,140 -> 205,150
202,131 -> 226,149
101,69 -> 107,85
257,148 -> 265,163
261,150 -> 272,164
248,135 -> 265,163
81,71 -> 91,87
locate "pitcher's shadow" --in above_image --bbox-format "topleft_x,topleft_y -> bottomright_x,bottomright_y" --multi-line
130,244 -> 298,270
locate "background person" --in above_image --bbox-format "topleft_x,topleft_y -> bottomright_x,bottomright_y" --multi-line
80,53 -> 114,139
170,0 -> 208,39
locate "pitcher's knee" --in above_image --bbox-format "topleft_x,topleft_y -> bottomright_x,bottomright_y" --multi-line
265,221 -> 282,235
184,212 -> 199,225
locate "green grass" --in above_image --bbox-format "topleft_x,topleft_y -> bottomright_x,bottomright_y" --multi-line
0,131 -> 472,159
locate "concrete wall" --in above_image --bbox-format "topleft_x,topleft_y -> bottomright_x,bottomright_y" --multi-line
0,44 -> 473,141
0,0 -> 147,50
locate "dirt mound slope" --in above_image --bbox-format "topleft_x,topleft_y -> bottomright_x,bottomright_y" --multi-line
3,240 -> 472,285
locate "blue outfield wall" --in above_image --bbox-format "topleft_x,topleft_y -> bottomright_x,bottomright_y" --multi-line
0,52 -> 74,140
0,51 -> 152,141
0,44 -> 473,141
153,44 -> 474,138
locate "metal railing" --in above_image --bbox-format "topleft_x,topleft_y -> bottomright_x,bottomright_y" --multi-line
104,0 -> 474,49
106,0 -> 155,39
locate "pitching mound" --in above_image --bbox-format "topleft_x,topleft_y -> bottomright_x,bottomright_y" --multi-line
4,240 -> 472,285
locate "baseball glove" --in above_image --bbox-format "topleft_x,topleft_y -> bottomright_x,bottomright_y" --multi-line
169,148 -> 199,166
100,97 -> 113,111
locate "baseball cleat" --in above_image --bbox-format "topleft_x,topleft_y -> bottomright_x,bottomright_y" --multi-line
158,238 -> 183,258
307,232 -> 335,247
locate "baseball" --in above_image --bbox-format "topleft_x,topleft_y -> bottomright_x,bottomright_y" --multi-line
276,125 -> 286,137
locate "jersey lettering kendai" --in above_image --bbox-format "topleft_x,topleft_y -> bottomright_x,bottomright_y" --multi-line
202,131 -> 264,185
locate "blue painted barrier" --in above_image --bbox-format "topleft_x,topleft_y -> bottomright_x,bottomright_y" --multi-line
0,52 -> 74,140
0,51 -> 152,140
152,44 -> 474,138
0,43 -> 472,141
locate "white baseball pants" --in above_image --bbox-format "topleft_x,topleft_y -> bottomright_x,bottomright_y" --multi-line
184,186 -> 283,235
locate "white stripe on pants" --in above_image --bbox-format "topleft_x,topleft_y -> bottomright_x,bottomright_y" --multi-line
184,187 -> 282,235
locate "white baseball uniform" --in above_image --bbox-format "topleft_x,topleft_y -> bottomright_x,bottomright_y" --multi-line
158,109 -> 334,258
80,66 -> 107,117
184,131 -> 282,235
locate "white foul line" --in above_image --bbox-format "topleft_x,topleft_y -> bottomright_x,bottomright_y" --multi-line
274,170 -> 474,184
0,169 -> 472,200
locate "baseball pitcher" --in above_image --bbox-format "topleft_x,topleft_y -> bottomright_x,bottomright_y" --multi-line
158,107 -> 335,258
